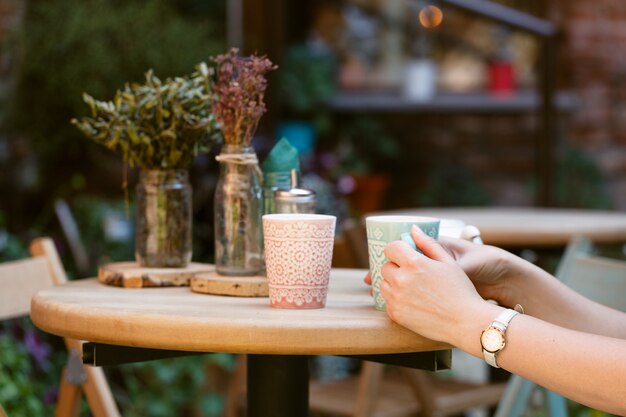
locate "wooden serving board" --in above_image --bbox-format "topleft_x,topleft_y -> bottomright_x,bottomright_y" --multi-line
98,262 -> 214,288
190,271 -> 269,297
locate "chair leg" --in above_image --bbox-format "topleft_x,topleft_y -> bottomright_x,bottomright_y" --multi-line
354,361 -> 385,417
57,345 -> 121,417
546,390 -> 569,417
55,368 -> 82,417
81,366 -> 121,417
493,375 -> 535,417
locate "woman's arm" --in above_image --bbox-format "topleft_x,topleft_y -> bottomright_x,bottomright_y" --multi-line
455,302 -> 626,415
440,236 -> 626,339
380,227 -> 626,415
505,255 -> 626,338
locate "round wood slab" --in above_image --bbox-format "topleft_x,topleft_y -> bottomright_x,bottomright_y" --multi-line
190,272 -> 269,297
98,262 -> 215,288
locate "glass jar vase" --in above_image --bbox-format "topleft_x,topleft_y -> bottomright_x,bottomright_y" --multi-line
135,169 -> 192,268
214,144 -> 263,276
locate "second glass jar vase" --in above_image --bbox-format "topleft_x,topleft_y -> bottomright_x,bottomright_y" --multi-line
135,169 -> 192,268
214,144 -> 263,276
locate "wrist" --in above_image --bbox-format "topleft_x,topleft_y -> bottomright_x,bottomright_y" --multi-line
453,301 -> 505,357
503,256 -> 551,311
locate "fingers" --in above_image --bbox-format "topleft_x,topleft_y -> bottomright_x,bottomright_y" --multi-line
363,272 -> 372,285
438,236 -> 474,259
380,261 -> 398,297
410,225 -> 454,263
384,240 -> 420,267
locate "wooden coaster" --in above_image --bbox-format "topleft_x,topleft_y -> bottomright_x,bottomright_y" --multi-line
190,271 -> 269,297
98,262 -> 215,288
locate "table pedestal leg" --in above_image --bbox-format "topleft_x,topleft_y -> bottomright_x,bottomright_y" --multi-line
247,354 -> 309,417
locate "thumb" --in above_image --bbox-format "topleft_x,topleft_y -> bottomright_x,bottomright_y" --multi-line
410,224 -> 454,263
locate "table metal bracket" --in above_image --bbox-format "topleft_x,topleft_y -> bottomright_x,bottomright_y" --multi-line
82,342 -> 451,372
345,349 -> 452,371
82,342 -> 202,366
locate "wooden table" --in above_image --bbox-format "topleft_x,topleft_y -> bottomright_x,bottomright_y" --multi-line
31,269 -> 449,417
371,207 -> 626,247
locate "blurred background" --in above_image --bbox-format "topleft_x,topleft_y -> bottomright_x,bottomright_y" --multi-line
0,0 -> 624,416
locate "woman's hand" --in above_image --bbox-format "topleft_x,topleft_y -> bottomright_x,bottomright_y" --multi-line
379,225 -> 490,346
438,236 -> 529,308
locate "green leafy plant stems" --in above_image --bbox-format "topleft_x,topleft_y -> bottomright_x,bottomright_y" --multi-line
72,63 -> 222,170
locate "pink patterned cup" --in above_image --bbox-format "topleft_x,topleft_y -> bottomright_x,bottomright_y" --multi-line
262,213 -> 336,309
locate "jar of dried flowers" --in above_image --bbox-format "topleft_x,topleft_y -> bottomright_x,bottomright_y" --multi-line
72,63 -> 221,268
211,48 -> 276,276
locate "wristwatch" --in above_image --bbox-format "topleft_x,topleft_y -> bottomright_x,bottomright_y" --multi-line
480,308 -> 520,368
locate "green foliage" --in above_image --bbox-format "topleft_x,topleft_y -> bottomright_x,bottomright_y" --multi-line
0,212 -> 28,261
416,166 -> 492,207
69,196 -> 134,276
114,354 -> 236,417
0,319 -> 66,417
553,146 -> 612,209
337,117 -> 400,174
278,45 -> 335,114
7,0 -> 224,183
72,64 -> 222,169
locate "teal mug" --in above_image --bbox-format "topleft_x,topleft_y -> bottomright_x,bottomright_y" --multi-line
365,215 -> 440,311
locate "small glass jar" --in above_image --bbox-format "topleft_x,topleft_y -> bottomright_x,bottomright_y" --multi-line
263,170 -> 292,214
214,144 -> 263,276
135,169 -> 192,267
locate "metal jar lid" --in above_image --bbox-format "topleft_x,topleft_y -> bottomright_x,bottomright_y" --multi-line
273,169 -> 316,203
274,187 -> 316,203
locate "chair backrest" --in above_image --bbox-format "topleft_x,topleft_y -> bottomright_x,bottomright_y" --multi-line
0,237 -> 120,417
556,236 -> 626,312
0,238 -> 66,321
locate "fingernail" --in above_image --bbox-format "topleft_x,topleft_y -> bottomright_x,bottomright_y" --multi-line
411,225 -> 422,234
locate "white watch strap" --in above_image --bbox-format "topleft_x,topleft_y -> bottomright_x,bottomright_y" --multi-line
484,350 -> 498,367
483,308 -> 520,368
493,308 -> 519,330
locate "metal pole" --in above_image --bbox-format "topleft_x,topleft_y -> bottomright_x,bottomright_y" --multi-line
247,354 -> 309,417
538,37 -> 557,206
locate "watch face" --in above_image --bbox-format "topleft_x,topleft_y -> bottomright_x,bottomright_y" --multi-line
481,328 -> 505,353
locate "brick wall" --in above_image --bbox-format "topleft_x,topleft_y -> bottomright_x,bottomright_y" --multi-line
552,1 -> 626,209
406,0 -> 626,209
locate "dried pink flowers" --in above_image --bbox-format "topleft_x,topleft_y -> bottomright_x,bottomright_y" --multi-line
211,48 -> 277,146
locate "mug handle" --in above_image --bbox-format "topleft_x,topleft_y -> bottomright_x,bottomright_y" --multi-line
461,225 -> 483,245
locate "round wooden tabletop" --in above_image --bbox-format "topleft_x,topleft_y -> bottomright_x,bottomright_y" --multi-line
370,207 -> 626,247
31,269 -> 447,356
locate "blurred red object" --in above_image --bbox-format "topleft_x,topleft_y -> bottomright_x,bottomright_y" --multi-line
488,60 -> 515,95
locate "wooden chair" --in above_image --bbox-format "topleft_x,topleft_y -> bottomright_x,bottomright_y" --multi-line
310,219 -> 508,417
494,236 -> 626,417
0,237 -> 121,417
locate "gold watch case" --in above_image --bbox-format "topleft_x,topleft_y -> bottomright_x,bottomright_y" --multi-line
480,326 -> 506,353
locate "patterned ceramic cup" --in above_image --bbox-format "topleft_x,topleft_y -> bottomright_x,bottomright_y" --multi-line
365,215 -> 440,311
263,213 -> 337,309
